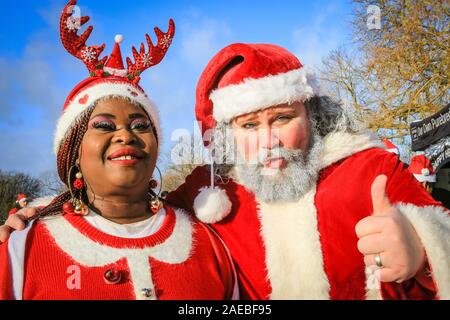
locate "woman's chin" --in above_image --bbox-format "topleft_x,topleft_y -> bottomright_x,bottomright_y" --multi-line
106,176 -> 149,191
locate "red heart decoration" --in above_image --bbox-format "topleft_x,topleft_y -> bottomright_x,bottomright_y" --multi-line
78,94 -> 89,104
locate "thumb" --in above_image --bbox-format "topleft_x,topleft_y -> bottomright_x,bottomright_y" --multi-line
371,174 -> 392,215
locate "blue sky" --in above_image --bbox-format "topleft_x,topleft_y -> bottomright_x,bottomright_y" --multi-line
0,0 -> 354,177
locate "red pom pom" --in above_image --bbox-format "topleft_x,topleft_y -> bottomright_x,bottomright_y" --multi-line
150,179 -> 158,189
73,178 -> 84,190
63,202 -> 74,215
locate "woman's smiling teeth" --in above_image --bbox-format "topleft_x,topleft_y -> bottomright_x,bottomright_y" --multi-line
111,155 -> 138,160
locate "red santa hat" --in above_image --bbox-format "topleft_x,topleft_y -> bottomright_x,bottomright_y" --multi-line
383,139 -> 400,155
193,43 -> 319,223
15,194 -> 28,204
195,43 -> 319,138
408,154 -> 436,183
54,0 -> 175,155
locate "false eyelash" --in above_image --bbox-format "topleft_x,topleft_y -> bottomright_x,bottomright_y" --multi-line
130,121 -> 151,130
91,121 -> 115,130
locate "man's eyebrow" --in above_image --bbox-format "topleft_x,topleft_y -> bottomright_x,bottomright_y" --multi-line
235,114 -> 259,123
268,106 -> 297,113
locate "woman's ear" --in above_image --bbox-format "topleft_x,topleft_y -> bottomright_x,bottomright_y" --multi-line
77,141 -> 83,163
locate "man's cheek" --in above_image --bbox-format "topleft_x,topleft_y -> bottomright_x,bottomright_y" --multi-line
280,124 -> 308,150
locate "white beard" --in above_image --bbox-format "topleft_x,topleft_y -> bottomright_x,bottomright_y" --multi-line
233,131 -> 323,203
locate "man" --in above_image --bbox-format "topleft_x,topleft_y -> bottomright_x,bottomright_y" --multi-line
383,139 -> 400,156
166,43 -> 450,299
408,154 -> 436,194
8,194 -> 31,216
2,43 -> 449,300
409,154 -> 450,210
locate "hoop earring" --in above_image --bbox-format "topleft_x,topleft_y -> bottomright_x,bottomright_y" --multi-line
149,165 -> 163,213
63,164 -> 88,216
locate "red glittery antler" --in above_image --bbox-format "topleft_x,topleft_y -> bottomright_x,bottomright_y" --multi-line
126,19 -> 175,80
60,0 -> 108,73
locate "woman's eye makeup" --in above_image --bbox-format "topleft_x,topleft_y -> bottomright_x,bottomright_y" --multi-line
130,119 -> 151,131
88,116 -> 152,132
89,117 -> 116,130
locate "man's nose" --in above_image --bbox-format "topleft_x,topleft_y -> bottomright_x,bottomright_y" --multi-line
259,126 -> 280,150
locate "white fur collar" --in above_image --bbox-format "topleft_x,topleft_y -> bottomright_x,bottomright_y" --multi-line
319,131 -> 383,170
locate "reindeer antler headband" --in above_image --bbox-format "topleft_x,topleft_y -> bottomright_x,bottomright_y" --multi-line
60,0 -> 175,83
53,0 -> 175,154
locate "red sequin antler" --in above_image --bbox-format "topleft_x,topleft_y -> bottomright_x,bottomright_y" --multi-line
126,19 -> 175,81
60,0 -> 108,74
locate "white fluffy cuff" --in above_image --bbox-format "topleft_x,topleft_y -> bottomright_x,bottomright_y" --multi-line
397,203 -> 450,299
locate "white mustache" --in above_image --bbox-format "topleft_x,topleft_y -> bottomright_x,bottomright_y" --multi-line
257,147 -> 283,164
253,146 -> 304,166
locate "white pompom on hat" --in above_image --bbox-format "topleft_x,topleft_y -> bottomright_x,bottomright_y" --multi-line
193,187 -> 232,224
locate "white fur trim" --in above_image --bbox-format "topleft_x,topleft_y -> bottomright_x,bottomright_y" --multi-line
193,187 -> 232,224
103,67 -> 128,77
258,184 -> 330,299
54,82 -> 161,155
320,131 -> 383,169
396,203 -> 450,299
413,174 -> 437,183
42,208 -> 193,300
364,266 -> 383,300
386,148 -> 399,155
8,221 -> 35,300
210,68 -> 319,122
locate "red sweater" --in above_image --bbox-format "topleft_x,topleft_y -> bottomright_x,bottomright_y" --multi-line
0,206 -> 236,300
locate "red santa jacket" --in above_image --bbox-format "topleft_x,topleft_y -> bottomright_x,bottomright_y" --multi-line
0,205 -> 237,300
167,132 -> 450,300
8,208 -> 18,216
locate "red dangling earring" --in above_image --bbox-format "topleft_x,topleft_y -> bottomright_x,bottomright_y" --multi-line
149,178 -> 158,189
73,172 -> 84,190
149,170 -> 163,213
64,166 -> 88,216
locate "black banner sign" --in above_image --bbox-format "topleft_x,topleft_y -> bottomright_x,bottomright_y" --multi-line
410,103 -> 450,151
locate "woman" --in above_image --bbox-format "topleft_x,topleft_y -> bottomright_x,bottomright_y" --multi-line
0,0 -> 235,300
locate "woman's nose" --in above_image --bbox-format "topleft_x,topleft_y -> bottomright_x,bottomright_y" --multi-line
112,128 -> 137,144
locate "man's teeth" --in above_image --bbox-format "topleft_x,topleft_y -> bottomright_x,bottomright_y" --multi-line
111,155 -> 136,160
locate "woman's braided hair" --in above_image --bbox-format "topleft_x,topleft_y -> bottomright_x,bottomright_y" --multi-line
34,97 -> 159,220
34,106 -> 95,219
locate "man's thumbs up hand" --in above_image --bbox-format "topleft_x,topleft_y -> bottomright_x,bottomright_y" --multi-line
355,175 -> 426,283
371,175 -> 393,215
